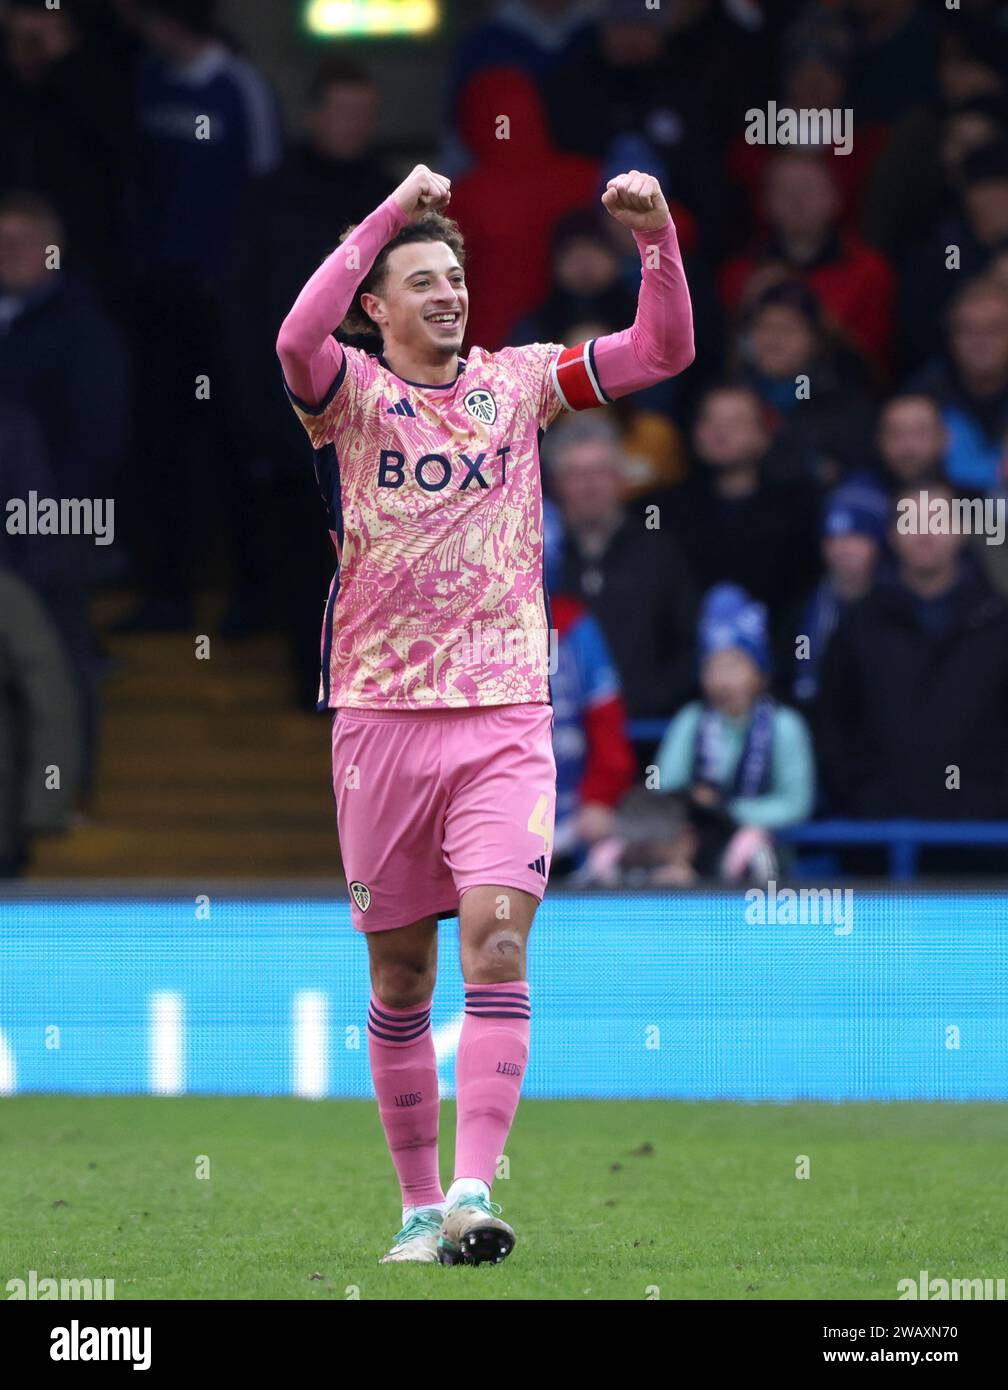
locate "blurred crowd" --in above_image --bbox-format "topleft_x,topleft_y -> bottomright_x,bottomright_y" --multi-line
1,0 -> 1008,879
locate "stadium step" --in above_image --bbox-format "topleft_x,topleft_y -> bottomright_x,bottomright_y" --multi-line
28,594 -> 340,881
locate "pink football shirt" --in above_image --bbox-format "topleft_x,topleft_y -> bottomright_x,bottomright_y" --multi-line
286,341 -> 570,709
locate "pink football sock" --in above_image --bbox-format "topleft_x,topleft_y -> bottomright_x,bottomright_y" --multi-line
367,995 -> 444,1210
453,980 -> 531,1187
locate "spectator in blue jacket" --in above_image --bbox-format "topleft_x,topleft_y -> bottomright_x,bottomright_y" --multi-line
911,277 -> 1008,492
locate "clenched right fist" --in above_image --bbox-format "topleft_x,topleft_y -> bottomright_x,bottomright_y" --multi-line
391,164 -> 452,222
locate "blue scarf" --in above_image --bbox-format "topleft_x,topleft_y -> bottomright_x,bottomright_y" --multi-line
793,581 -> 841,703
691,695 -> 776,798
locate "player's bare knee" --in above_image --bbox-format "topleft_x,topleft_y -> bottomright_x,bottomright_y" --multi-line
371,958 -> 435,1009
470,930 -> 525,982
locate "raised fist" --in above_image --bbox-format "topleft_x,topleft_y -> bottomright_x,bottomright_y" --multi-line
391,164 -> 452,222
601,170 -> 670,232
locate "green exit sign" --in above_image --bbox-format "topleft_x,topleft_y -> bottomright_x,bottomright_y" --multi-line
302,0 -> 442,38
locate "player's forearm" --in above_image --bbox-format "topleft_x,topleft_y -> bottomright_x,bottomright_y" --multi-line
592,220 -> 695,398
275,194 -> 408,400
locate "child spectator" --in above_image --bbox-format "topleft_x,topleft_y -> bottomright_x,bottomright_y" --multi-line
649,585 -> 815,884
580,586 -> 814,888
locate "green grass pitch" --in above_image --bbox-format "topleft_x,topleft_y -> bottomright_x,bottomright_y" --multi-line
2,1096 -> 1006,1300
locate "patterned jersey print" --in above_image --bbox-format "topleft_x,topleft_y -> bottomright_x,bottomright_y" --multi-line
286,341 -> 570,709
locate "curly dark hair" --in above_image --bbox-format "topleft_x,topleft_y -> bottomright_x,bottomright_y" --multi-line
336,211 -> 466,340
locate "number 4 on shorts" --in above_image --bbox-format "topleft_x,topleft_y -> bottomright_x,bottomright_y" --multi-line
527,794 -> 553,856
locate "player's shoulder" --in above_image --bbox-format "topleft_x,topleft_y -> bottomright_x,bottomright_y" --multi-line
471,341 -> 564,373
343,341 -> 383,371
480,339 -> 612,414
465,343 -> 565,406
333,341 -> 387,396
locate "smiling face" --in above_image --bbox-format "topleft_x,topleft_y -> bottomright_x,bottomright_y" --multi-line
360,239 -> 468,362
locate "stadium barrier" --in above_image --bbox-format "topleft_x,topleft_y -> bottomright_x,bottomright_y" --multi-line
628,719 -> 1008,881
779,820 -> 1008,880
2,889 -> 1006,1102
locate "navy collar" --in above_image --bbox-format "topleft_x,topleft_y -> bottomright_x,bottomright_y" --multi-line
378,352 -> 466,389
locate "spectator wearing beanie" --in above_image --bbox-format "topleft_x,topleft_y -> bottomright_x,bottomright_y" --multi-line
789,479 -> 889,706
652,584 -> 815,883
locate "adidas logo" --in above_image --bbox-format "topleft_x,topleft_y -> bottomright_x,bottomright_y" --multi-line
386,398 -> 415,417
527,855 -> 547,876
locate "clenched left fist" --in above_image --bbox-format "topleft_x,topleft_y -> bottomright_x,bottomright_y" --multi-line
601,170 -> 670,232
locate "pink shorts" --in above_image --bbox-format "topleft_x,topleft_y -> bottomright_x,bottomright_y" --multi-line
331,702 -> 557,933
